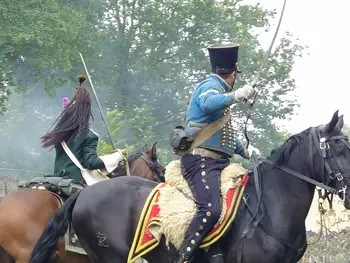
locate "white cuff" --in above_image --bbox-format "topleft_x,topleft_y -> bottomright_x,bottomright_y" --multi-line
99,152 -> 124,173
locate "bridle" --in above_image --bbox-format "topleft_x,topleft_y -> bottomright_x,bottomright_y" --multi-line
139,153 -> 165,183
240,125 -> 350,252
262,126 -> 349,199
307,126 -> 349,199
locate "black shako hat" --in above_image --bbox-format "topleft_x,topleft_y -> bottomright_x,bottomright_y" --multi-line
207,44 -> 241,74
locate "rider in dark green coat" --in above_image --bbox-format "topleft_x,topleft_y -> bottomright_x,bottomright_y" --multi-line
53,129 -> 103,182
40,75 -> 106,183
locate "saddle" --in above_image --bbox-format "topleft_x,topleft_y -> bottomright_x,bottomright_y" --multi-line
127,160 -> 249,263
18,175 -> 84,199
18,175 -> 87,254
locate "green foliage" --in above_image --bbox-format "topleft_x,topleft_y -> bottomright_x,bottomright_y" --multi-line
82,0 -> 305,163
97,138 -> 115,156
341,124 -> 350,138
0,0 -> 307,173
304,214 -> 350,261
0,0 -> 97,112
97,104 -> 156,155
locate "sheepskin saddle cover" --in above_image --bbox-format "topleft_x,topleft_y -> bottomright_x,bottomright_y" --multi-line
147,160 -> 247,249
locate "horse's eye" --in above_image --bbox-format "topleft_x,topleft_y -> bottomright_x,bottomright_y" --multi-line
334,141 -> 346,153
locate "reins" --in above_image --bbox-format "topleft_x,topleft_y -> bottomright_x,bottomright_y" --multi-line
241,126 -> 349,251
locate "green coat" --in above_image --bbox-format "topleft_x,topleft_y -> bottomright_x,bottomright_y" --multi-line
54,129 -> 104,182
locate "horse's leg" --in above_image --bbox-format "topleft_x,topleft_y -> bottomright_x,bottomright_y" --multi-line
0,189 -> 65,262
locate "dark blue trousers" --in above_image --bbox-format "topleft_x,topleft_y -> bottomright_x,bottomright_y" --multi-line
178,154 -> 229,260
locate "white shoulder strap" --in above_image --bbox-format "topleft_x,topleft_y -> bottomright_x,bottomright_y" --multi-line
89,128 -> 100,137
61,141 -> 84,170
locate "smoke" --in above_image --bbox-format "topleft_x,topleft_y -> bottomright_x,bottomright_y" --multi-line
0,82 -> 106,181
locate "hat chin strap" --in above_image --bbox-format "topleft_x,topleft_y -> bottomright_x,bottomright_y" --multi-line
212,73 -> 234,92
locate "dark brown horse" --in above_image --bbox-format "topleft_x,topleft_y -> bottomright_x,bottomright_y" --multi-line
128,143 -> 165,183
0,143 -> 164,263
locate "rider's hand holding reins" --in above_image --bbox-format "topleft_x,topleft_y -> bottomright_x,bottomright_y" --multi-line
244,144 -> 261,159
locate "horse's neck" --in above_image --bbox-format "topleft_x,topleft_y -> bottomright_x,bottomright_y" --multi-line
259,159 -> 316,235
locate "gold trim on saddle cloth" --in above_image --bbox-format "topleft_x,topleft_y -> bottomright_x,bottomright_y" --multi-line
127,175 -> 248,263
127,183 -> 166,263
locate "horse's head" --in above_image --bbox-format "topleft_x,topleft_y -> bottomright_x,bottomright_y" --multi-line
318,111 -> 350,209
270,110 -> 350,209
128,142 -> 166,183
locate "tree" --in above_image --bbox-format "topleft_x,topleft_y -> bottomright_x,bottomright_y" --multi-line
342,124 -> 350,138
80,0 -> 305,163
0,0 -> 307,176
0,0 -> 98,113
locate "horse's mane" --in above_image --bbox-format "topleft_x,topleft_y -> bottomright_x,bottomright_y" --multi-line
127,152 -> 143,166
268,128 -> 311,167
126,145 -> 149,166
107,147 -> 145,178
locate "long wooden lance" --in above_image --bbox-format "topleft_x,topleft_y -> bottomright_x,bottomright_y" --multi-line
243,0 -> 287,148
251,0 -> 287,88
79,52 -> 117,150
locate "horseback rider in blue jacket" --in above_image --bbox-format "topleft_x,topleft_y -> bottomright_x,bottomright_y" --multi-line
176,44 -> 261,263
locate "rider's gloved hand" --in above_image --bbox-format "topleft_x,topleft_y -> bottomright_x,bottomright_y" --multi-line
99,151 -> 124,173
226,84 -> 256,103
244,144 -> 261,159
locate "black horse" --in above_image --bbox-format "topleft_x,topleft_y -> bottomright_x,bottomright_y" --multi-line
29,111 -> 350,263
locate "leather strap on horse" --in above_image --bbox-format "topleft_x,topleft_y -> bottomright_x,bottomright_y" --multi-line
117,149 -> 131,176
307,188 -> 327,246
263,159 -> 338,194
175,112 -> 230,156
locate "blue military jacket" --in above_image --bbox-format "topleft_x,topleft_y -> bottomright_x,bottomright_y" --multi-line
184,74 -> 246,158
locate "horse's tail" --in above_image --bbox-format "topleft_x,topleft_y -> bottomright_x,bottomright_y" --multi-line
29,190 -> 81,263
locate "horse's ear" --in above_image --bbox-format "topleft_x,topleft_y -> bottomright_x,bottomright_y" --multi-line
151,142 -> 158,158
337,114 -> 344,130
326,110 -> 339,132
143,144 -> 148,153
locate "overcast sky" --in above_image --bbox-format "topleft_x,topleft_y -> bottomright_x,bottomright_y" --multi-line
244,0 -> 350,134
